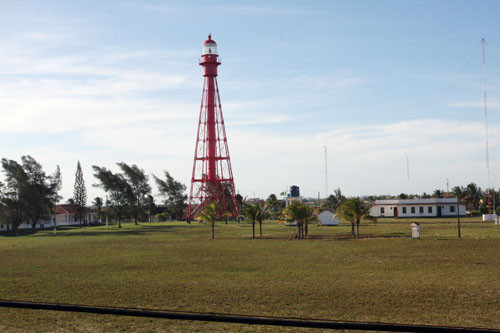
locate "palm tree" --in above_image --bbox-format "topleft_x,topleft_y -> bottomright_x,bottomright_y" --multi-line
452,186 -> 465,238
433,189 -> 444,198
245,204 -> 260,239
195,202 -> 218,240
281,201 -> 316,240
337,198 -> 373,238
324,188 -> 346,212
465,183 -> 482,211
258,204 -> 271,237
266,194 -> 278,218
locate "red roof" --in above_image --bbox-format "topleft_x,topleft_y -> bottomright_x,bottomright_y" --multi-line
53,205 -> 97,214
203,34 -> 216,45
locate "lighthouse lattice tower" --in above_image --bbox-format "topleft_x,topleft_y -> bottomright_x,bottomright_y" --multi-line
187,35 -> 238,219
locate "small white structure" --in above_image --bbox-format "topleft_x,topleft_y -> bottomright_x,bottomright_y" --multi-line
411,222 -> 420,239
318,210 -> 339,226
370,198 -> 466,218
482,214 -> 498,222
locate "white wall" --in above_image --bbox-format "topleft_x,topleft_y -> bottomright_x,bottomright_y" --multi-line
371,204 -> 466,218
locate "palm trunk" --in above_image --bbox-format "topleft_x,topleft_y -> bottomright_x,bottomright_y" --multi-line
351,222 -> 355,237
211,222 -> 215,240
356,222 -> 360,238
457,202 -> 461,238
297,224 -> 301,240
305,222 -> 308,238
259,221 -> 262,237
118,219 -> 122,228
252,222 -> 255,239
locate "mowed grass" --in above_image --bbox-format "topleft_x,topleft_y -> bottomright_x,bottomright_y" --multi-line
1,217 -> 500,332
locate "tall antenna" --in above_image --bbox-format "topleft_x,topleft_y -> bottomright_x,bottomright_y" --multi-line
482,38 -> 491,214
323,146 -> 328,199
406,156 -> 410,195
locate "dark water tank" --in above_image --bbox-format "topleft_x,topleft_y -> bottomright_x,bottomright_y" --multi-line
290,185 -> 300,197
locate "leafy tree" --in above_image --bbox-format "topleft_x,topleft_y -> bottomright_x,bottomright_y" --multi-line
147,195 -> 155,222
154,171 -> 187,221
92,166 -> 133,228
117,162 -> 151,225
73,161 -> 87,226
0,160 -> 27,232
0,156 -> 61,232
398,193 -> 408,199
337,198 -> 373,238
92,197 -> 103,221
281,201 -> 316,240
195,202 -> 218,239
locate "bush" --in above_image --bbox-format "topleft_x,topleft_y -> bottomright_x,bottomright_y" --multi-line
155,212 -> 170,221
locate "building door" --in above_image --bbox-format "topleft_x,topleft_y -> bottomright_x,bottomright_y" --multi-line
394,207 -> 398,218
437,206 -> 442,217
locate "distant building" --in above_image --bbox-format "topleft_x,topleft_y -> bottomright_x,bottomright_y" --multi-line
54,205 -> 99,226
370,198 -> 466,218
285,196 -> 302,207
0,205 -> 99,231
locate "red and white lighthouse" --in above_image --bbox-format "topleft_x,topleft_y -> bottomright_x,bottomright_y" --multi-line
187,35 -> 238,219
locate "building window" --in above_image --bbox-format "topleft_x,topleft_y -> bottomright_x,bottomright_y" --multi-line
419,207 -> 424,213
411,207 -> 415,214
381,207 -> 385,214
402,207 -> 407,214
450,205 -> 455,213
428,206 -> 432,213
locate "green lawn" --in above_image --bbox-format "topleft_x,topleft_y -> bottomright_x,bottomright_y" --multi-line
1,218 -> 500,332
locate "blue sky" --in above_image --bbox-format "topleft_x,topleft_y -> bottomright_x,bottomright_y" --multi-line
1,0 -> 500,201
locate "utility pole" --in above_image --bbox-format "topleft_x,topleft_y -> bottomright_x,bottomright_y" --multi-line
482,38 -> 491,214
446,178 -> 449,193
318,191 -> 321,211
323,146 -> 328,201
406,157 -> 410,196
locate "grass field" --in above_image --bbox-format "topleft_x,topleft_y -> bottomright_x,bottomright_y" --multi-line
1,217 -> 500,332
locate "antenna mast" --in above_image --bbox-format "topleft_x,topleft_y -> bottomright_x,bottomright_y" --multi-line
406,157 -> 410,195
482,38 -> 491,214
323,146 -> 328,199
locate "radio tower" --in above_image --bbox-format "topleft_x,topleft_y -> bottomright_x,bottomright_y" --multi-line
187,35 -> 238,219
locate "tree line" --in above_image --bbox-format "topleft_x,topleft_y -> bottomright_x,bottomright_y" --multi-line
0,156 -> 188,232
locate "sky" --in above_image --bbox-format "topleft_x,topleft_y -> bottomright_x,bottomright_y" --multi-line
1,0 -> 500,202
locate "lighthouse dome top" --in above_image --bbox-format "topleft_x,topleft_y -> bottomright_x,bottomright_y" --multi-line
204,34 -> 217,45
202,34 -> 218,55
